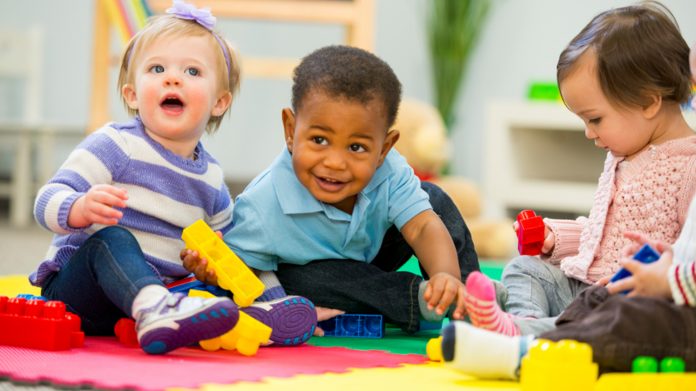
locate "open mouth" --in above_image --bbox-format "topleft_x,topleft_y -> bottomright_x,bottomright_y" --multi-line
316,176 -> 347,192
160,95 -> 184,111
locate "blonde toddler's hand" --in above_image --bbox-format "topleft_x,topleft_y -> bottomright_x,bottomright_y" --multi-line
69,184 -> 128,228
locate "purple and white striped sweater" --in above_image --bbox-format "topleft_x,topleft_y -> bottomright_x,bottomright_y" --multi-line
30,117 -> 233,286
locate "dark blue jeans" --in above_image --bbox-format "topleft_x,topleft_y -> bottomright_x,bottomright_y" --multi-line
41,226 -> 163,336
275,181 -> 480,333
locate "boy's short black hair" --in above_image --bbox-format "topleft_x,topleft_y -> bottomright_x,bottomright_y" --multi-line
291,45 -> 402,129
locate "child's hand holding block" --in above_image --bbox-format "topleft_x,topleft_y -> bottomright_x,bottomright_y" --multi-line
517,210 -> 545,256
609,244 -> 661,293
182,220 -> 264,307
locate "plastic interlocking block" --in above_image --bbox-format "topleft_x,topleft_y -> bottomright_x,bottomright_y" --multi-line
189,289 -> 271,356
517,210 -> 545,256
181,219 -> 264,307
610,244 -> 660,285
520,339 -> 598,391
0,296 -> 84,350
319,314 -> 384,338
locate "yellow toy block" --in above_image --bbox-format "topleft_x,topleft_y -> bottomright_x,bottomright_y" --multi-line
189,289 -> 271,356
182,220 -> 264,307
595,373 -> 696,391
520,339 -> 598,391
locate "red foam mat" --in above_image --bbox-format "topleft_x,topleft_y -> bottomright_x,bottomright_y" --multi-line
0,337 -> 426,390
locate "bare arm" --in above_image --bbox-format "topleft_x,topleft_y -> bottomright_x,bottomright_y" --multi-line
401,209 -> 466,319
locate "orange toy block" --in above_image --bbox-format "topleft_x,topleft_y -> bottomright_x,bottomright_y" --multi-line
181,220 -> 264,307
189,289 -> 271,356
520,339 -> 598,391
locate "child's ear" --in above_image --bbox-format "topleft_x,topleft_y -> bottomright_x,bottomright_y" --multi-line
378,129 -> 400,165
212,91 -> 233,116
122,84 -> 138,110
282,108 -> 296,152
642,94 -> 662,120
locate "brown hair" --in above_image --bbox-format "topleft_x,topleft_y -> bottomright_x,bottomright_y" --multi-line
557,1 -> 691,108
117,15 -> 240,133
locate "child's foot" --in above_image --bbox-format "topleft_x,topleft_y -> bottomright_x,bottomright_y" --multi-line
464,271 -> 520,336
440,321 -> 531,379
241,296 -> 317,346
135,293 -> 239,354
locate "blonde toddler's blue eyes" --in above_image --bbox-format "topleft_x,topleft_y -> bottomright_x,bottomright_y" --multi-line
186,68 -> 199,76
151,65 -> 164,73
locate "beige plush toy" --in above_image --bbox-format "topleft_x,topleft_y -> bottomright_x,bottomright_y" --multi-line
393,99 -> 516,259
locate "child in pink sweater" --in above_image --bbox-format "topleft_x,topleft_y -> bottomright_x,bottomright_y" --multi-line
465,1 -> 696,336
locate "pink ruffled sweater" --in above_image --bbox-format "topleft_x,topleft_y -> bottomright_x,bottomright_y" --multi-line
544,136 -> 696,284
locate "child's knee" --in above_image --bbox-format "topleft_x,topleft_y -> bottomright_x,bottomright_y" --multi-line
92,226 -> 139,248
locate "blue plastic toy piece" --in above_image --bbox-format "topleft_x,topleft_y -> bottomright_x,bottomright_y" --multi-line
16,294 -> 46,301
319,314 -> 384,338
610,244 -> 660,292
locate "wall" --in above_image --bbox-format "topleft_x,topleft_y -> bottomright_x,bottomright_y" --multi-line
1,0 -> 695,183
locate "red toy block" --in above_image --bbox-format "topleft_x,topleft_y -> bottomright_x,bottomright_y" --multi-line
0,296 -> 84,350
114,318 -> 139,347
517,210 -> 545,256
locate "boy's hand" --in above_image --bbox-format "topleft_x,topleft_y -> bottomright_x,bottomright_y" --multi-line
424,272 -> 467,320
69,184 -> 128,228
312,307 -> 345,337
180,230 -> 223,286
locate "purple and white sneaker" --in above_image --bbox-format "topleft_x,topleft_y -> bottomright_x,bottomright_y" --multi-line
241,296 -> 317,346
136,293 -> 239,354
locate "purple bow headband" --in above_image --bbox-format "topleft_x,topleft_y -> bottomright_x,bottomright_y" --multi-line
166,0 -> 232,74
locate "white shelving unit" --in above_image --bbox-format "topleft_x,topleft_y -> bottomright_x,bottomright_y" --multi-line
484,100 -> 605,219
484,100 -> 696,219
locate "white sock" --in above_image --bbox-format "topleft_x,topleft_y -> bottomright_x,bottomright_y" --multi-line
441,321 -> 532,379
131,284 -> 169,319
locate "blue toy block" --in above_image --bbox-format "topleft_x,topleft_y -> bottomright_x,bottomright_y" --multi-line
610,244 -> 660,293
319,314 -> 384,338
16,294 -> 46,301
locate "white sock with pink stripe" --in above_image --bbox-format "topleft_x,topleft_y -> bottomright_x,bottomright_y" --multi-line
464,271 -> 520,336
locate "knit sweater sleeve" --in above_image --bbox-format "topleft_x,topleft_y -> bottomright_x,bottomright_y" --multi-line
33,125 -> 126,234
677,156 -> 696,227
542,217 -> 587,265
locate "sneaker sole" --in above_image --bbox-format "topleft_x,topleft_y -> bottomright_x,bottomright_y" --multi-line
242,297 -> 317,346
139,300 -> 239,354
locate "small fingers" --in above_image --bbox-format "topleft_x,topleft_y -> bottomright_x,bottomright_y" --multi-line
435,282 -> 457,315
451,285 -> 467,320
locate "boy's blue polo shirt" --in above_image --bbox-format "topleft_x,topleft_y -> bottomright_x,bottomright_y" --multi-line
224,147 -> 432,271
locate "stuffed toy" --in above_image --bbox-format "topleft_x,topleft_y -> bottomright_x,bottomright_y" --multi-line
393,99 -> 516,259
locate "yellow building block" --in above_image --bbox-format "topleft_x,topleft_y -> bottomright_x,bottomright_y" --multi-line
189,289 -> 271,356
595,373 -> 696,390
182,220 -> 264,307
520,339 -> 598,391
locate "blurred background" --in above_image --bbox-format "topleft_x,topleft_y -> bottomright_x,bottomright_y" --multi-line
1,0 -> 695,272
